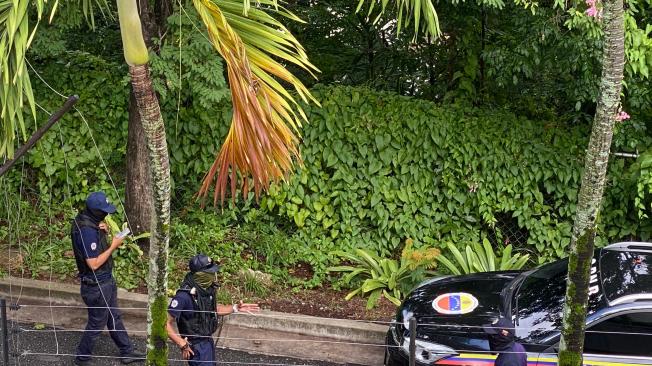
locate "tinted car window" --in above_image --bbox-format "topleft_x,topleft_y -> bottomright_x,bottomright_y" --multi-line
514,260 -> 567,342
601,250 -> 652,302
584,312 -> 652,356
515,258 -> 604,343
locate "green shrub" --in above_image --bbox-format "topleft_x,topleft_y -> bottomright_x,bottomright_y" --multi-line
329,240 -> 440,309
254,86 -> 644,268
436,239 -> 530,275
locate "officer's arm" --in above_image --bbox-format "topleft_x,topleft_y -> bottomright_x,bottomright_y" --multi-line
166,314 -> 186,347
216,302 -> 260,315
85,235 -> 125,271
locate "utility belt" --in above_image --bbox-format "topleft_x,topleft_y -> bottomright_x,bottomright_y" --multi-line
185,336 -> 214,345
80,276 -> 113,286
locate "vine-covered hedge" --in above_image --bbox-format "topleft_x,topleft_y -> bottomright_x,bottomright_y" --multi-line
254,86 -> 647,267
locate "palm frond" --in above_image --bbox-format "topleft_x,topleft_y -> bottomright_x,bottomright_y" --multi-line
0,0 -> 44,159
0,0 -> 110,159
355,0 -> 440,40
48,0 -> 112,28
193,0 -> 318,205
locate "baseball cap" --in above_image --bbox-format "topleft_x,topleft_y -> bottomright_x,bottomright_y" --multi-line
189,254 -> 220,273
86,192 -> 117,214
483,317 -> 515,335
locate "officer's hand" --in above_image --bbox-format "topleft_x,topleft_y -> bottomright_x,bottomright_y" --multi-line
238,301 -> 261,313
111,235 -> 125,249
180,339 -> 194,360
99,223 -> 108,232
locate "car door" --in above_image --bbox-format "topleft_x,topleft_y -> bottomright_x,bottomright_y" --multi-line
537,311 -> 652,366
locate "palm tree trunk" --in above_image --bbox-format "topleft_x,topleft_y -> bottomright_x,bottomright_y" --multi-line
558,1 -> 625,365
126,89 -> 153,252
117,0 -> 170,364
130,64 -> 171,366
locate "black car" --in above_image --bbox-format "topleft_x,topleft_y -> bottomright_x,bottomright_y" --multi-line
385,242 -> 652,366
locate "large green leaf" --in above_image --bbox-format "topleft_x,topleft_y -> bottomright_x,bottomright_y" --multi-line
447,242 -> 469,274
483,238 -> 496,271
361,278 -> 387,293
435,254 -> 461,276
366,288 -> 382,309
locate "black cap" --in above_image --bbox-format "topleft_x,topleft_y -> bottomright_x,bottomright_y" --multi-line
483,317 -> 515,335
189,254 -> 220,273
86,192 -> 117,214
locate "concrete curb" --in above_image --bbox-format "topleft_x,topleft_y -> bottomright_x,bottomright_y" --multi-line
0,276 -> 388,345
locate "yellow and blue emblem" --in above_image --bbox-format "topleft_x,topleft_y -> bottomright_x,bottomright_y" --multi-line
432,292 -> 479,315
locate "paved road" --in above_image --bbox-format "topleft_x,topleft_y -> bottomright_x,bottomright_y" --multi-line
5,322 -> 359,366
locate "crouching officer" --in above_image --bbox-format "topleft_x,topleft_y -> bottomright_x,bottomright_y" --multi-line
166,254 -> 260,365
483,317 -> 527,366
71,192 -> 144,365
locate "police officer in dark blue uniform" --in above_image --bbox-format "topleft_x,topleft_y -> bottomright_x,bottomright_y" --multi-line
483,317 -> 527,366
166,254 -> 260,365
71,192 -> 144,365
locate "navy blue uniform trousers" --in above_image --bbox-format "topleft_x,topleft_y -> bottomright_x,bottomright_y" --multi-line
76,279 -> 133,361
188,339 -> 216,366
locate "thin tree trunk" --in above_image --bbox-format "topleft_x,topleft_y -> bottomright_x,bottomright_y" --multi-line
130,64 -> 171,366
558,1 -> 625,365
125,89 -> 153,251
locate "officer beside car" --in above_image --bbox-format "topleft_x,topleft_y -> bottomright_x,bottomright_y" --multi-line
483,317 -> 527,366
166,254 -> 260,365
71,191 -> 144,365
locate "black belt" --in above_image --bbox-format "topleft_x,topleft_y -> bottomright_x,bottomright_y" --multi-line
80,277 -> 112,286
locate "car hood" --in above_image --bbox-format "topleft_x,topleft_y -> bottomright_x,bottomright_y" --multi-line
398,272 -> 521,331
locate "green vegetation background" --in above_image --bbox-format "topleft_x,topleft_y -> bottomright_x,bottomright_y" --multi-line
1,4 -> 652,292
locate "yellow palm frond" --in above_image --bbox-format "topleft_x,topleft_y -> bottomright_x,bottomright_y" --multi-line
193,0 -> 319,205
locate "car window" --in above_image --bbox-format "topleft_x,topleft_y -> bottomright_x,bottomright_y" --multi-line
515,259 -> 604,343
600,250 -> 652,303
584,312 -> 652,356
514,260 -> 567,342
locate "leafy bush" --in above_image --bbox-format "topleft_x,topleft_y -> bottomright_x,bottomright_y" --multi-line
329,240 -> 440,308
105,215 -> 150,289
436,239 -> 530,275
255,86 -> 645,267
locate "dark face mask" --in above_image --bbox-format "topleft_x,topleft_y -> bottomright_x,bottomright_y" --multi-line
488,331 -> 515,351
84,207 -> 108,223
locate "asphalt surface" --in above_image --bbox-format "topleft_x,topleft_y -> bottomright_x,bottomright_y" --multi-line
4,322 -> 355,366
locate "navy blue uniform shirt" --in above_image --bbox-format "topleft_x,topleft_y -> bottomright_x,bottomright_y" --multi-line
168,291 -> 194,321
72,226 -> 112,281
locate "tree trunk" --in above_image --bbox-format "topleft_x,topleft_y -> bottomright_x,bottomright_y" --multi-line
130,64 -> 171,366
125,89 -> 153,251
124,0 -> 172,251
558,1 -> 625,365
117,0 -> 171,363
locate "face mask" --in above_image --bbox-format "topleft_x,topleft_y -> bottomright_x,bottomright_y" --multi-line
85,207 -> 108,223
488,330 -> 514,351
193,271 -> 218,289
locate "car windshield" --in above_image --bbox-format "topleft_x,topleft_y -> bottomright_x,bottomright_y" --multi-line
600,249 -> 652,303
514,257 -> 604,344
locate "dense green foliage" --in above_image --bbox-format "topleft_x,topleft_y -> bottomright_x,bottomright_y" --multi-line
254,87 -> 646,269
287,0 -> 652,125
3,82 -> 650,287
2,1 -> 652,294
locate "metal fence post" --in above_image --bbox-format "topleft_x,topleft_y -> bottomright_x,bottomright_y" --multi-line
409,317 -> 416,366
0,298 -> 8,366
